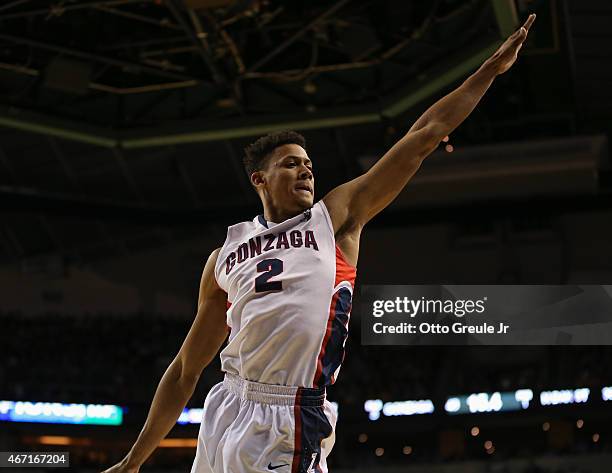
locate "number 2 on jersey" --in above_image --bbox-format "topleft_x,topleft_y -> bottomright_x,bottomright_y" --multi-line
255,258 -> 284,293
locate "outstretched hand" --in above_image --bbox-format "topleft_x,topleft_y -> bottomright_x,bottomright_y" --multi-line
485,13 -> 536,75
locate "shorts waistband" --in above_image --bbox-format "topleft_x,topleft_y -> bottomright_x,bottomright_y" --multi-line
223,373 -> 325,406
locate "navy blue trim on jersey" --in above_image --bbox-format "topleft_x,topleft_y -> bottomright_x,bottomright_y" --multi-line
294,403 -> 332,473
257,214 -> 269,228
318,287 -> 352,386
257,206 -> 313,229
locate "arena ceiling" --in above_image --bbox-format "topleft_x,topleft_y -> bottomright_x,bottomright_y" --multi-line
0,0 -> 610,265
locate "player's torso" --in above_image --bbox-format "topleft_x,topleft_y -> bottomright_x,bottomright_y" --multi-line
214,201 -> 355,388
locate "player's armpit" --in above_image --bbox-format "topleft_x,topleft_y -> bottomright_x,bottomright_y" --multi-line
175,247 -> 228,383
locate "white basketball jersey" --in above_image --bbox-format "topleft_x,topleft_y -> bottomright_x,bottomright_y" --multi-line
214,200 -> 356,388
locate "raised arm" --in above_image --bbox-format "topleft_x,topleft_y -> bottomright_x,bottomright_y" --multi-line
324,14 -> 536,232
102,248 -> 228,473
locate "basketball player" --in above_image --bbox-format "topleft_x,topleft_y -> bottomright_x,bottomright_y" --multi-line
102,14 -> 535,473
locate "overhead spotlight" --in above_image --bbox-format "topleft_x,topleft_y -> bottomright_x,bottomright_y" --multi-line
216,97 -> 236,109
304,81 -> 317,94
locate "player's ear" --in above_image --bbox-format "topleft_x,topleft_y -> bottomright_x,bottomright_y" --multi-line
250,170 -> 265,187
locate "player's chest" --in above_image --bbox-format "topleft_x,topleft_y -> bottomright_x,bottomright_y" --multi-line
223,229 -> 333,293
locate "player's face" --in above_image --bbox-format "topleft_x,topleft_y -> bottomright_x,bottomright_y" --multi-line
257,144 -> 315,211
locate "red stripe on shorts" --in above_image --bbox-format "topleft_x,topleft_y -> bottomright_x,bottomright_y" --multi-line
291,388 -> 303,473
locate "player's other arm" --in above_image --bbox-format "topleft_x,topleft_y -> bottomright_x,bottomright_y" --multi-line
101,248 -> 228,473
323,14 -> 535,230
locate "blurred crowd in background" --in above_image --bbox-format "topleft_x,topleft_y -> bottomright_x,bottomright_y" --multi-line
2,311 -> 610,407
2,311 -> 611,471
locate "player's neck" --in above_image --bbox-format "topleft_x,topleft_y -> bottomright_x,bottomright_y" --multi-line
262,205 -> 301,224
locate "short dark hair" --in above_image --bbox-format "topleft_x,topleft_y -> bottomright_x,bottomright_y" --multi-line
243,130 -> 306,177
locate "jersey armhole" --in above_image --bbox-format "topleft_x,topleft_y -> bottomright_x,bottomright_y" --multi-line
319,200 -> 357,272
318,200 -> 336,245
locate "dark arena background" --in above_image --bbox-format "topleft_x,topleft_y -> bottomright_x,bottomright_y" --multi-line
1,0 -> 612,472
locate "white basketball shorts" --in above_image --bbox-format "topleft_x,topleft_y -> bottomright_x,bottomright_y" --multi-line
190,373 -> 337,473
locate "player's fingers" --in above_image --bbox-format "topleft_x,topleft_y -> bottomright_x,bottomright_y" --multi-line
507,28 -> 525,49
523,13 -> 536,32
508,14 -> 535,44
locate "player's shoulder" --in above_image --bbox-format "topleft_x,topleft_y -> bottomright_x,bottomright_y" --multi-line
227,216 -> 259,235
204,247 -> 222,269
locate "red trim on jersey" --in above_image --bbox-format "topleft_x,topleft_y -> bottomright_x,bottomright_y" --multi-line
225,300 -> 232,332
291,389 -> 303,473
334,245 -> 356,286
312,245 -> 357,387
313,292 -> 340,386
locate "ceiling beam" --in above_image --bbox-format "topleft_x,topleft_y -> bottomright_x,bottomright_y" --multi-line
0,3 -> 518,150
121,110 -> 381,148
94,5 -> 182,30
165,0 -> 225,84
0,0 -> 147,20
245,0 -> 351,74
0,106 -> 117,147
0,33 -> 198,82
380,42 -> 501,118
0,39 -> 497,148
